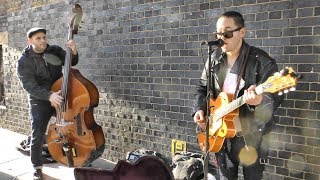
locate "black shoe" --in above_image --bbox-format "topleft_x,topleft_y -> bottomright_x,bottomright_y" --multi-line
33,169 -> 43,180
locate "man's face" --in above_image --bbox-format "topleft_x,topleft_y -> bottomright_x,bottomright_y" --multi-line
216,17 -> 245,53
28,32 -> 47,53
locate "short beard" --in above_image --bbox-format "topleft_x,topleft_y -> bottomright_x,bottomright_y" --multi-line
32,45 -> 46,53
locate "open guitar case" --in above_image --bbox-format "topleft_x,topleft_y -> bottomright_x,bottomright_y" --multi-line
74,155 -> 174,180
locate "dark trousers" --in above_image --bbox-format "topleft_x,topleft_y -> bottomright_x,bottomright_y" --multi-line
215,135 -> 265,180
29,100 -> 53,168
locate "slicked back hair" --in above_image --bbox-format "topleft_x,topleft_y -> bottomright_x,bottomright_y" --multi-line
220,11 -> 245,28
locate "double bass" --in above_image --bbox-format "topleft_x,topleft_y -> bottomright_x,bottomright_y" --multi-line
47,4 -> 105,167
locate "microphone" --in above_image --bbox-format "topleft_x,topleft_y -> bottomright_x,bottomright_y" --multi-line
201,39 -> 224,47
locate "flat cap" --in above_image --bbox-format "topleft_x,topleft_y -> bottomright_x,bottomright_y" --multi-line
27,27 -> 46,38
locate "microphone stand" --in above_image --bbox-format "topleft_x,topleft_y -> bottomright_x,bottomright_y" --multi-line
203,43 -> 214,180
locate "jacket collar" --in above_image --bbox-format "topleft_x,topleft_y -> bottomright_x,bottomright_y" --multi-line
22,44 -> 49,57
212,41 -> 250,88
229,41 -> 250,75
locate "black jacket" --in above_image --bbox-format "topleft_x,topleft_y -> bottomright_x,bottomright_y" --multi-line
193,41 -> 284,135
16,45 -> 79,101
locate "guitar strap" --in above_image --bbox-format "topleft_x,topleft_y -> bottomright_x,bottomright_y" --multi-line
233,45 -> 251,100
232,46 -> 251,136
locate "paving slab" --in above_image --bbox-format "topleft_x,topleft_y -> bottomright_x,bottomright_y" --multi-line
0,128 -> 116,180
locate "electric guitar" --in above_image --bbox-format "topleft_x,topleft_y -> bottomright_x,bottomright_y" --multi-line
197,67 -> 299,153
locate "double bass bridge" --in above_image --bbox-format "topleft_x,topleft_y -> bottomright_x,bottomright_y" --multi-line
56,119 -> 73,127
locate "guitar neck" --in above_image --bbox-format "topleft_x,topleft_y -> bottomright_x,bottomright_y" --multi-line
214,96 -> 245,120
214,84 -> 263,120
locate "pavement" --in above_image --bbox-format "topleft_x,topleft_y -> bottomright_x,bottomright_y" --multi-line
0,128 -> 116,180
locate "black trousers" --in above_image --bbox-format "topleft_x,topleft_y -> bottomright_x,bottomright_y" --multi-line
215,135 -> 265,180
29,100 -> 53,168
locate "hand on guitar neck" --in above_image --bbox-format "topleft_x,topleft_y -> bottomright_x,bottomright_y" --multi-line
243,85 -> 263,106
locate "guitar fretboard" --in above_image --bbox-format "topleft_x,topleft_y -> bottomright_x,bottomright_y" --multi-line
213,96 -> 245,121
213,84 -> 265,121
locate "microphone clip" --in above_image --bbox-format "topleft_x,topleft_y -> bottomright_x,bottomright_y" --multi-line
201,39 -> 224,47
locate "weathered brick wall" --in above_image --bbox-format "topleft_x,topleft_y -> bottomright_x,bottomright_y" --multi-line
0,0 -> 319,179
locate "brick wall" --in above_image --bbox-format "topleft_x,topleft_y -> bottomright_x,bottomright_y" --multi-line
0,0 -> 319,179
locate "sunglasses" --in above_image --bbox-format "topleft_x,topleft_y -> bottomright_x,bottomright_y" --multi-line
214,27 -> 242,39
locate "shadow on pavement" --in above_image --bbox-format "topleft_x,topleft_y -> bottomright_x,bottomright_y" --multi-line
0,171 -> 15,180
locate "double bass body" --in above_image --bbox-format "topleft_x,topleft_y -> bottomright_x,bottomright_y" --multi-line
48,68 -> 105,167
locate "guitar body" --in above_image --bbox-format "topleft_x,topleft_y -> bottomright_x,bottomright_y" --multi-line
197,92 -> 237,153
222,93 -> 237,138
197,131 -> 226,153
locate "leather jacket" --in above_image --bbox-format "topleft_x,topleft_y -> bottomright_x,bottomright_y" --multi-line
16,45 -> 79,101
193,41 -> 284,135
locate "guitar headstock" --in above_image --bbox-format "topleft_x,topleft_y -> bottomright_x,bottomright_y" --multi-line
258,67 -> 300,95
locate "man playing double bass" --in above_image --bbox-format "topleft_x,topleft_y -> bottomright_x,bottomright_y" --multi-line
16,27 -> 78,180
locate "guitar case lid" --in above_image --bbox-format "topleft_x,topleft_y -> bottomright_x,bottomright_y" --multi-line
74,155 -> 174,180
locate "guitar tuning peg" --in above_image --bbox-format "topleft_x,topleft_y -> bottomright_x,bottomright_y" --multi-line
283,89 -> 289,94
280,68 -> 289,76
278,91 -> 283,96
289,87 -> 296,91
295,73 -> 302,79
81,21 -> 84,23
79,26 -> 82,28
274,72 -> 280,76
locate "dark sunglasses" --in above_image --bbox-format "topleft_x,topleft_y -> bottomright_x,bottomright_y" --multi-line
214,27 -> 242,39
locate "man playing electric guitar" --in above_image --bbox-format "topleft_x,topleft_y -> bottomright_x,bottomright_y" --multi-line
193,11 -> 284,180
